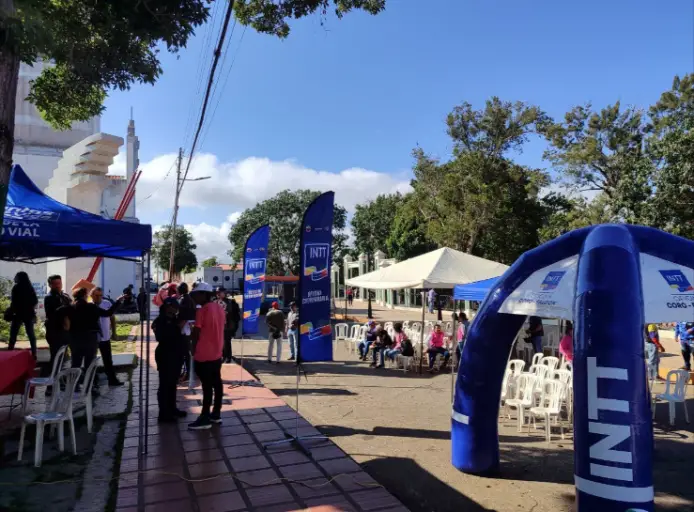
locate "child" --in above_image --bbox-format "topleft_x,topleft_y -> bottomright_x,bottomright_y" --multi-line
152,298 -> 187,422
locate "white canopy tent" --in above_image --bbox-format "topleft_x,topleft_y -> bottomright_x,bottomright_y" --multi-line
345,247 -> 508,290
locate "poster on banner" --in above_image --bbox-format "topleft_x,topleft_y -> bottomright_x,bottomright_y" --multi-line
498,255 -> 577,319
242,225 -> 270,335
641,253 -> 694,323
298,192 -> 334,363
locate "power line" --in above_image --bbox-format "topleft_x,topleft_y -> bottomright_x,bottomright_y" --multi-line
179,0 -> 236,193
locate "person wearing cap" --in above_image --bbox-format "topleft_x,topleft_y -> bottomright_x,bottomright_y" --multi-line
189,282 -> 225,430
286,302 -> 299,361
358,321 -> 378,361
152,298 -> 187,422
266,302 -> 285,363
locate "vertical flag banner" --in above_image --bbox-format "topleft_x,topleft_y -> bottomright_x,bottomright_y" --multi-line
242,225 -> 270,335
298,192 -> 334,362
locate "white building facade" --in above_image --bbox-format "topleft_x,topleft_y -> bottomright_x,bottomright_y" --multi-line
3,61 -> 141,300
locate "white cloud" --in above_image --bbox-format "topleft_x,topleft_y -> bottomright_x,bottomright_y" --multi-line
125,153 -> 412,262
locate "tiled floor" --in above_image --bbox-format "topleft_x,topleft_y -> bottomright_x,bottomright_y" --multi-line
117,343 -> 408,512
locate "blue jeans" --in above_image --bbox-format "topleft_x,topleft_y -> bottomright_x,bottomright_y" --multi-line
531,336 -> 543,354
681,340 -> 691,371
645,342 -> 659,381
358,340 -> 372,358
372,345 -> 387,366
9,317 -> 37,357
288,329 -> 298,358
428,347 -> 449,369
384,348 -> 401,361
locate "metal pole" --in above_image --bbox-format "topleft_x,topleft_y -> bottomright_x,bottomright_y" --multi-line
168,148 -> 183,278
295,360 -> 300,439
144,251 -> 151,453
418,291 -> 425,375
138,256 -> 145,456
450,300 -> 458,404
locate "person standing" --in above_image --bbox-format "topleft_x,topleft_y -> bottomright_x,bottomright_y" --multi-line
286,302 -> 299,361
677,322 -> 693,371
527,316 -> 544,355
346,287 -> 353,306
189,282 -> 225,430
7,271 -> 39,358
91,288 -> 123,386
178,282 -> 196,380
216,287 -> 236,364
266,302 -> 285,363
70,288 -> 122,390
229,293 -> 241,341
136,286 -> 148,322
428,289 -> 436,314
455,312 -> 470,368
645,323 -> 665,383
152,298 -> 187,422
43,275 -> 72,379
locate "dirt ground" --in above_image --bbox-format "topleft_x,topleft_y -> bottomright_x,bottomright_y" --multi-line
236,335 -> 694,512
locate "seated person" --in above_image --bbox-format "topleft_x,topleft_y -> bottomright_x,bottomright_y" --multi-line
559,321 -> 574,362
370,326 -> 393,368
384,323 -> 409,362
427,324 -> 449,372
358,321 -> 378,360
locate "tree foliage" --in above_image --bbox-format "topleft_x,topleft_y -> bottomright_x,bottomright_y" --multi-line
351,193 -> 401,256
385,193 -> 436,261
228,190 -> 348,276
201,256 -> 219,268
152,226 -> 198,275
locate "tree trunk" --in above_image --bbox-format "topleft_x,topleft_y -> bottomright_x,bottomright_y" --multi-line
0,0 -> 20,229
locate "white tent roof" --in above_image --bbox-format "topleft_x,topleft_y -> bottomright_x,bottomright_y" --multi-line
345,247 -> 509,290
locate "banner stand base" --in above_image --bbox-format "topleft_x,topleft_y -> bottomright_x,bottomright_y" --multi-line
262,362 -> 329,457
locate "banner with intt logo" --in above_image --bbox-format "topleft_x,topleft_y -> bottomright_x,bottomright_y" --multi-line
298,192 -> 334,363
242,225 -> 270,335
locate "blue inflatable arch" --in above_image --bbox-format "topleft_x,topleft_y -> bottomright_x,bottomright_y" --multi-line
452,224 -> 694,512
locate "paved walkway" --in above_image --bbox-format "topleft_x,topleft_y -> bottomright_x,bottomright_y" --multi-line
116,341 -> 407,511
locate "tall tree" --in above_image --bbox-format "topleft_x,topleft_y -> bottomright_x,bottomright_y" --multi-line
227,190 -> 348,276
152,226 -> 198,275
0,0 -> 387,227
351,193 -> 401,257
201,256 -> 219,268
542,102 -> 654,223
409,97 -> 550,263
647,74 -> 694,238
537,193 -> 612,244
385,193 -> 436,261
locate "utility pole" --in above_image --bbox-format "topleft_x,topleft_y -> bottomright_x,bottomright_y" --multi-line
168,148 -> 183,279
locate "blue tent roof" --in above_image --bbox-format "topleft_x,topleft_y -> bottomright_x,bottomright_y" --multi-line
0,165 -> 152,262
453,277 -> 499,302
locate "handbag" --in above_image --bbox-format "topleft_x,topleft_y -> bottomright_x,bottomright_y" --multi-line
3,306 -> 13,322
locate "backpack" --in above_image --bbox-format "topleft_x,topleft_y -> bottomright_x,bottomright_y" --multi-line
401,339 -> 414,357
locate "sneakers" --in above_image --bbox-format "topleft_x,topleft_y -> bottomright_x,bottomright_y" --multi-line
188,417 -> 212,430
209,412 -> 223,424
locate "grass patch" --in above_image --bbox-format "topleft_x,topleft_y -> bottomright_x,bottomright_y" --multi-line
111,321 -> 139,354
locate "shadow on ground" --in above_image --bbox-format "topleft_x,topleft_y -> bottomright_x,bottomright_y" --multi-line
359,456 -> 494,512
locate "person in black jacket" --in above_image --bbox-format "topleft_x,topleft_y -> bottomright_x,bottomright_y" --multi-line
70,288 -> 123,388
136,287 -> 148,322
178,283 -> 196,380
43,275 -> 72,379
153,298 -> 187,422
7,271 -> 39,357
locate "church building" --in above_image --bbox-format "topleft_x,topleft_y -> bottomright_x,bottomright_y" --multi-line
3,60 -> 142,299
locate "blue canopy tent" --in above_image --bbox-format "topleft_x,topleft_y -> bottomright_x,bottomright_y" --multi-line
1,164 -> 154,455
453,277 -> 499,302
0,165 -> 151,262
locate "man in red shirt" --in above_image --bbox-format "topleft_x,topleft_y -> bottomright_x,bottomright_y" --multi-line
188,282 -> 226,430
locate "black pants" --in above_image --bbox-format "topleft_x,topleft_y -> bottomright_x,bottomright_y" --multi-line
156,345 -> 181,419
223,329 -> 233,361
45,329 -> 70,377
182,335 -> 191,376
8,317 -> 37,357
195,359 -> 223,417
99,340 -> 119,383
681,341 -> 692,371
71,332 -> 98,383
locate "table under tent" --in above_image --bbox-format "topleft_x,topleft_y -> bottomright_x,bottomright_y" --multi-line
0,164 -> 154,455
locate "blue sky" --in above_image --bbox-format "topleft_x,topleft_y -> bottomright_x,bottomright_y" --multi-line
102,0 -> 694,261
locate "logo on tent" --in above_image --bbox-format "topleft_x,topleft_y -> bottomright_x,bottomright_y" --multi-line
540,271 -> 566,291
4,206 -> 58,222
659,270 -> 694,292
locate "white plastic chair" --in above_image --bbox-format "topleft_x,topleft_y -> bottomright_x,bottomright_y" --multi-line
18,368 -> 81,467
22,345 -> 68,415
334,323 -> 349,351
505,374 -> 536,431
541,356 -> 560,373
528,379 -> 565,444
531,352 -> 543,367
653,369 -> 690,425
552,369 -> 572,386
74,357 -> 101,434
505,360 -> 526,398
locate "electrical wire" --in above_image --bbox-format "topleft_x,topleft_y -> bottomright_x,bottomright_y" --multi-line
178,0 -> 236,195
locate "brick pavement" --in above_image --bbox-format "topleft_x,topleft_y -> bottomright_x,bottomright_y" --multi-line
116,341 -> 408,512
